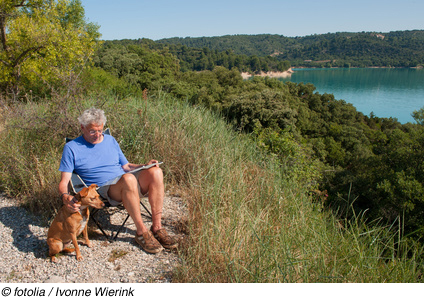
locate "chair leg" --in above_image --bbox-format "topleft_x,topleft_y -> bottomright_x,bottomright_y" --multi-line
89,200 -> 153,241
90,208 -> 113,241
110,201 -> 151,240
111,214 -> 131,240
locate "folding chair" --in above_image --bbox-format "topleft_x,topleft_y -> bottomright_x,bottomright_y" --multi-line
65,129 -> 152,241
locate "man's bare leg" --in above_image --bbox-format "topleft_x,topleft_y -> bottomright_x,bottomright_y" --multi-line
137,166 -> 164,233
107,173 -> 149,236
138,166 -> 177,249
107,167 -> 176,250
107,166 -> 165,234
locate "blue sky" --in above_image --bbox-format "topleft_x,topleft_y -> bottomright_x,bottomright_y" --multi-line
81,0 -> 424,40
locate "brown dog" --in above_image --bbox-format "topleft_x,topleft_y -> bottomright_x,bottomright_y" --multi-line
47,184 -> 104,262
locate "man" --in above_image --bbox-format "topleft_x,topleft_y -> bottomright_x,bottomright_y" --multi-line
58,108 -> 177,254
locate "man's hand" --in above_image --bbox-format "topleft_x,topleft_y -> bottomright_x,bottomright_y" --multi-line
147,159 -> 160,167
62,194 -> 80,213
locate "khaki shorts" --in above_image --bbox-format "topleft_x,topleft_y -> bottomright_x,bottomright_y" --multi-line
97,170 -> 143,206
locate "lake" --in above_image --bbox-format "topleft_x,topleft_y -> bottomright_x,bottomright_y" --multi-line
279,68 -> 424,124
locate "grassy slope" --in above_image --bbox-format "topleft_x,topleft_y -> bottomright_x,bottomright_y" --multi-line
0,93 -> 422,282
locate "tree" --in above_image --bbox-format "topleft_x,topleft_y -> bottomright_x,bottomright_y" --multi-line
412,106 -> 424,125
249,56 -> 261,73
0,0 -> 101,97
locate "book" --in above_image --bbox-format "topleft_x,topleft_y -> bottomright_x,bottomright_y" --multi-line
129,162 -> 163,173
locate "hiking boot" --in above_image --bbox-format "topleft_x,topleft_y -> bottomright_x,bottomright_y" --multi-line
135,231 -> 163,254
151,227 -> 178,249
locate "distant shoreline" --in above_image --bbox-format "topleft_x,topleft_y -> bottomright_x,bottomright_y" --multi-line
241,68 -> 294,79
241,66 -> 423,79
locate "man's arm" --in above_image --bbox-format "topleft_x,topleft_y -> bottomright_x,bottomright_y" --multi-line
59,172 -> 80,212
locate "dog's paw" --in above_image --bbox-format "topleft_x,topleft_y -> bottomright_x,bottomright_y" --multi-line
81,240 -> 93,248
76,255 -> 83,261
51,256 -> 58,263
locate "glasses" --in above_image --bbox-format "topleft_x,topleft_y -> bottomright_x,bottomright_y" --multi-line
88,130 -> 103,135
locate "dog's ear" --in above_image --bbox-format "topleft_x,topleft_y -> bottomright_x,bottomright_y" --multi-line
79,187 -> 89,197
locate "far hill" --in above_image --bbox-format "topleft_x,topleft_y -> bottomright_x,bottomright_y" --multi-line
157,30 -> 424,68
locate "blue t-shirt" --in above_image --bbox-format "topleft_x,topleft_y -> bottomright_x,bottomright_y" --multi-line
59,135 -> 129,186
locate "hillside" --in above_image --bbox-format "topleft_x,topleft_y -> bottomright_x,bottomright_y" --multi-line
88,40 -> 424,243
157,30 -> 424,68
1,94 -> 423,282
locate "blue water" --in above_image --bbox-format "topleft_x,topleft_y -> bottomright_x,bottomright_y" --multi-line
280,68 -> 424,124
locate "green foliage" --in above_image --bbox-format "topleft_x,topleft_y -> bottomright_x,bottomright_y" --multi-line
80,67 -> 142,98
92,42 -> 179,92
158,34 -> 296,57
254,127 -> 323,187
103,39 -> 291,74
412,106 -> 424,125
158,31 -> 424,68
0,0 -> 101,97
226,88 -> 297,132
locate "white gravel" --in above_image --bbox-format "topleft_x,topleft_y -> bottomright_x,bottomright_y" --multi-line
0,192 -> 187,283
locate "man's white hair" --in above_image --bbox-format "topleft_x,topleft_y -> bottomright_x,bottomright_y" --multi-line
78,108 -> 107,126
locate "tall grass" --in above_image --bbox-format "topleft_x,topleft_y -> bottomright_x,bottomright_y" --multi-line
0,93 -> 423,282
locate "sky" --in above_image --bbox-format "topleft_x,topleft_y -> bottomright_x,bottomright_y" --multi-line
81,0 -> 424,41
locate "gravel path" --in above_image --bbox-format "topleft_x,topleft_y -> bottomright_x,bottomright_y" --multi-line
0,192 -> 187,283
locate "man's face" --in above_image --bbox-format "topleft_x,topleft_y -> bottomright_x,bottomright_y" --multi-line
81,123 -> 104,144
